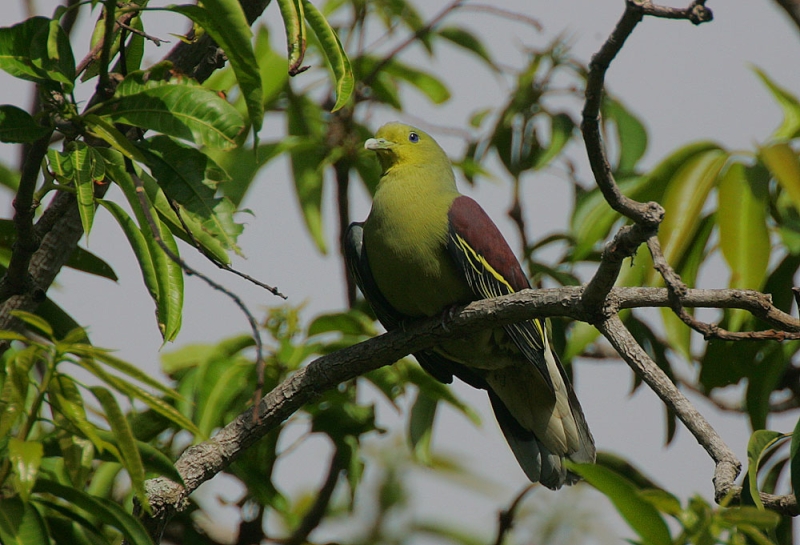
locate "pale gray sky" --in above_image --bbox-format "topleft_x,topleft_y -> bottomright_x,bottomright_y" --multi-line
2,1 -> 799,542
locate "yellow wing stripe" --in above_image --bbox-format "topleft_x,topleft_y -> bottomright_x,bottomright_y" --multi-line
453,233 -> 546,346
454,234 -> 513,293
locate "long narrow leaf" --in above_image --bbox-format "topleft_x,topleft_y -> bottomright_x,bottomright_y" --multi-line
98,200 -> 159,304
744,430 -> 787,509
77,357 -> 200,436
753,67 -> 800,140
303,0 -> 354,111
0,497 -> 49,545
69,343 -> 181,400
89,386 -> 148,511
0,105 -> 50,143
93,430 -> 183,485
70,143 -> 95,237
138,136 -> 243,254
568,462 -> 672,545
791,416 -> 800,502
277,0 -> 306,74
33,479 -> 153,545
717,162 -> 770,329
168,3 -> 263,140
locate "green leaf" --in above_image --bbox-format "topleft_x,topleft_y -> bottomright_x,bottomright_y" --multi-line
403,363 -> 480,425
302,0 -> 354,111
70,143 -> 95,237
276,0 -> 307,75
33,479 -> 154,545
0,16 -> 75,89
744,430 -> 787,509
0,105 -> 50,143
168,2 -> 263,139
205,137 -> 303,208
604,96 -> 647,174
65,245 -> 117,281
195,359 -> 252,437
254,26 -> 290,108
761,142 -> 800,212
78,356 -> 200,436
0,497 -> 49,545
47,148 -> 74,181
98,152 -> 185,340
792,415 -> 800,503
650,148 -> 727,283
8,438 -> 43,503
718,162 -> 770,322
83,114 -> 149,163
93,429 -> 183,485
89,386 -> 148,511
150,212 -> 184,343
408,389 -> 437,465
92,72 -> 245,149
10,310 -> 53,338
98,200 -> 159,309
69,343 -> 181,400
138,136 -> 243,254
35,299 -> 86,342
287,93 -> 328,253
307,310 -> 375,338
382,58 -> 449,104
746,342 -> 797,432
533,112 -> 574,170
719,506 -> 781,529
753,67 -> 800,140
568,462 -> 672,545
437,26 -> 494,67
49,379 -> 107,456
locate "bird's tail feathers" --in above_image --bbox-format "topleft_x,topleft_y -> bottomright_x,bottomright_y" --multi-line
488,390 -> 576,489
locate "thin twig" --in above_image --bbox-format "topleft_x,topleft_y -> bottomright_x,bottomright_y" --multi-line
281,446 -> 344,545
493,485 -> 536,545
773,0 -> 800,33
76,11 -> 138,76
459,4 -> 543,31
167,199 -> 285,298
116,21 -> 168,46
596,315 -> 743,503
96,0 -> 117,100
362,0 -> 465,86
131,172 -> 266,420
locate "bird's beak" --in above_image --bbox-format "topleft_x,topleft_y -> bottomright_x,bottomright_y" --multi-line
364,137 -> 393,151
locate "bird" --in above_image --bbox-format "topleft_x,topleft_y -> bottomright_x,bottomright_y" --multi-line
345,122 -> 595,489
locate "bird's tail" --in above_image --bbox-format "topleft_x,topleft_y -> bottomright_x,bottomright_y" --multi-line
486,360 -> 595,489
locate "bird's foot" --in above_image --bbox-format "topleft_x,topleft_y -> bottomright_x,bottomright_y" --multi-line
439,305 -> 459,332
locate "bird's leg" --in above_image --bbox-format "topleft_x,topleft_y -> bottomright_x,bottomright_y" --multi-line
439,304 -> 460,332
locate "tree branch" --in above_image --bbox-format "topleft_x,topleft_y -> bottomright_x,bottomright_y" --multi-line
0,131 -> 53,304
773,0 -> 800,33
139,284 -> 800,539
595,316 -> 742,498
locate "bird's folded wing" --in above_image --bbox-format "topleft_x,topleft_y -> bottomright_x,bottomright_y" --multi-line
446,196 -> 555,393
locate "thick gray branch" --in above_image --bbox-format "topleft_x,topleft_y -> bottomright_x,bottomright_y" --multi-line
141,285 -> 800,539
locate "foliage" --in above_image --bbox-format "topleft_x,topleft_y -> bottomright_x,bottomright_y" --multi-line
0,0 -> 799,544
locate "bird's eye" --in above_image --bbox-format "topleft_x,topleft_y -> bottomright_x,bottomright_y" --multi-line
408,132 -> 420,143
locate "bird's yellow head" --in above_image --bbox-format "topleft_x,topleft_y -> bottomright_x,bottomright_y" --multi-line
365,122 -> 449,173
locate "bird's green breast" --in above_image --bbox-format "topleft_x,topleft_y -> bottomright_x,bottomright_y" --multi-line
363,166 -> 472,317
